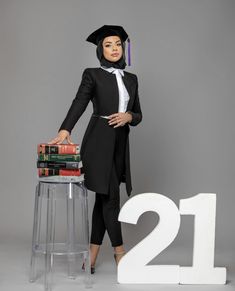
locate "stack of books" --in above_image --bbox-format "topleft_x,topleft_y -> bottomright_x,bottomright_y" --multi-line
37,143 -> 84,177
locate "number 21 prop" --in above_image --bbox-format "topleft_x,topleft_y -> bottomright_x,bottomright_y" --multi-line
118,193 -> 226,284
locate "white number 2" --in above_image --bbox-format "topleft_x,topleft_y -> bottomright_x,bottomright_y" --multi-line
118,193 -> 226,284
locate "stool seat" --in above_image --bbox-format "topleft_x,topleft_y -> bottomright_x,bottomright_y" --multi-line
29,174 -> 92,291
33,242 -> 88,255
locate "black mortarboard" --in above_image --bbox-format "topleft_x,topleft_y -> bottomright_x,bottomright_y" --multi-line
86,25 -> 128,45
86,25 -> 131,66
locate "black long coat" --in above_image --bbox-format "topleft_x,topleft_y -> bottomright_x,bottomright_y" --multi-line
59,67 -> 142,197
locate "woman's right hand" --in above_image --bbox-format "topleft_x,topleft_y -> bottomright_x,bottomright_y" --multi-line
48,130 -> 74,145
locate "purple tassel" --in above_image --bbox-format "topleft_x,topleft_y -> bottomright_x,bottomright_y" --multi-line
127,37 -> 131,66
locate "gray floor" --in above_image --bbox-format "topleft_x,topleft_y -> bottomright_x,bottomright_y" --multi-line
0,242 -> 234,291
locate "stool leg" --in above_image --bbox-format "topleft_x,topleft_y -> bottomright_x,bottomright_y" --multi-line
45,184 -> 56,291
83,250 -> 92,288
29,182 -> 42,282
67,183 -> 77,279
35,183 -> 43,249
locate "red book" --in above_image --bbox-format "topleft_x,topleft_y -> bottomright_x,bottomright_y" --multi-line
38,168 -> 82,177
38,143 -> 80,155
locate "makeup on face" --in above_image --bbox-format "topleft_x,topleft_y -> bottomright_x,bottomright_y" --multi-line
102,36 -> 123,62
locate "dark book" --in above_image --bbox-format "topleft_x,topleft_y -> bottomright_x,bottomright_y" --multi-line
38,143 -> 80,154
38,153 -> 81,162
37,160 -> 82,170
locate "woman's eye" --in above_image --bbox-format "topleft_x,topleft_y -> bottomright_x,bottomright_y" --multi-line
105,43 -> 121,48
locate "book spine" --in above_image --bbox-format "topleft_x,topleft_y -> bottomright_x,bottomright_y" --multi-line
37,161 -> 82,169
37,144 -> 80,154
38,154 -> 81,162
38,168 -> 82,176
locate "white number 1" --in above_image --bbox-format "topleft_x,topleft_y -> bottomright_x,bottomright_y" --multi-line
118,193 -> 226,284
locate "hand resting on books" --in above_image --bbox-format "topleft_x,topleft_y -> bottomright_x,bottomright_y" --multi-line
48,130 -> 74,145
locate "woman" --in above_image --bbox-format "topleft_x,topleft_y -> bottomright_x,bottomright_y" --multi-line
48,25 -> 142,274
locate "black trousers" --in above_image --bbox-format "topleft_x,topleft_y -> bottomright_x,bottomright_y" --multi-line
90,126 -> 128,247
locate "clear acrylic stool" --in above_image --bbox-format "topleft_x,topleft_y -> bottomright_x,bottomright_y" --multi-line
29,175 -> 92,290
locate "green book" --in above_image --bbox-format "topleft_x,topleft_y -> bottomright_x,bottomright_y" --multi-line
38,154 -> 81,162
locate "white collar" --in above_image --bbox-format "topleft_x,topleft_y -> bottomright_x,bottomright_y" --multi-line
100,66 -> 124,77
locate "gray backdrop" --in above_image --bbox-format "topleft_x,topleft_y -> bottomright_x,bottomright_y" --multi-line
0,0 -> 234,268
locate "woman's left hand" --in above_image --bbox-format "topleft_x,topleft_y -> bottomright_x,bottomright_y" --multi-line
108,112 -> 132,128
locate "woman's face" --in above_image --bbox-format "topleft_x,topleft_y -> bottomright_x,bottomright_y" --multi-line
102,35 -> 123,62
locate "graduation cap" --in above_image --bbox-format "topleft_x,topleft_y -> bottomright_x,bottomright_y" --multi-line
86,25 -> 131,66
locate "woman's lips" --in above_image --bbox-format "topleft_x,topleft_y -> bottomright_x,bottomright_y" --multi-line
111,53 -> 119,57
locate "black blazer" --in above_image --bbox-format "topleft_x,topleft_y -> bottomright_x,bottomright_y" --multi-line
59,67 -> 142,196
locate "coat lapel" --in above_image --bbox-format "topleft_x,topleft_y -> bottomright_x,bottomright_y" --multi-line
122,73 -> 135,111
99,67 -> 135,113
